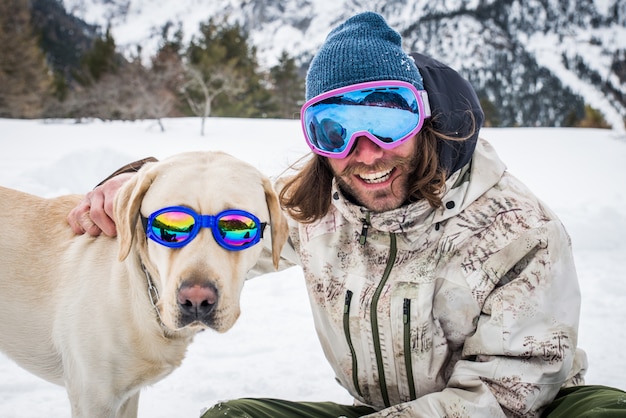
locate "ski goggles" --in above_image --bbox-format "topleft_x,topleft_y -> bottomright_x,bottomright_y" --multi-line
301,80 -> 431,159
141,206 -> 266,251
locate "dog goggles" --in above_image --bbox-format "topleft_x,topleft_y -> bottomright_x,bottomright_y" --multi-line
301,80 -> 431,159
141,206 -> 266,251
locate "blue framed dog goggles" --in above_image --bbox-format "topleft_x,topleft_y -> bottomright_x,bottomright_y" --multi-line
301,80 -> 431,159
141,206 -> 266,251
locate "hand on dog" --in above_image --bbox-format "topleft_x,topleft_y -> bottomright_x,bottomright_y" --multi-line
67,173 -> 134,237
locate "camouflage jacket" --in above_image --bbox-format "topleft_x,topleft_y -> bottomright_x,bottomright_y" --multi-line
283,138 -> 587,417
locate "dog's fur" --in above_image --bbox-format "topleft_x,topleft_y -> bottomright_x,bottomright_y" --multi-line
0,151 -> 289,418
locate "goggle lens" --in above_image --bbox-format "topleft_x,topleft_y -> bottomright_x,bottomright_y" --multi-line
217,213 -> 260,248
301,81 -> 430,159
151,211 -> 195,244
142,207 -> 265,251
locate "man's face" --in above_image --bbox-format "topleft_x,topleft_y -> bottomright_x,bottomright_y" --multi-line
327,135 -> 418,212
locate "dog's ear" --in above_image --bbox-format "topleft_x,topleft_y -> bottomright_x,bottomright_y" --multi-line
262,177 -> 289,269
115,164 -> 157,261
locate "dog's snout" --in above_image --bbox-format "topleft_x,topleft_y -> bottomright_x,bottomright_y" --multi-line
177,282 -> 218,324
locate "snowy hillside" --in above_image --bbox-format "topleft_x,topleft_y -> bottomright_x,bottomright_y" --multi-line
61,0 -> 626,132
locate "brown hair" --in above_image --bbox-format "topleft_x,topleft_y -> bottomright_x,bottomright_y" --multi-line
279,120 -> 466,224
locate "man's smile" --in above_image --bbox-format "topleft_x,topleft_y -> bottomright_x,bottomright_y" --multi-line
357,168 -> 394,184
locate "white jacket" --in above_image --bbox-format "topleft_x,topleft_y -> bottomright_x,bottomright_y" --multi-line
273,138 -> 587,417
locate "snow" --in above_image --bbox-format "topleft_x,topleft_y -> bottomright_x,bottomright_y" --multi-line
0,117 -> 625,417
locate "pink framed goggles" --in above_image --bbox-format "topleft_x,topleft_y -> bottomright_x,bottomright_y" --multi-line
300,80 -> 431,159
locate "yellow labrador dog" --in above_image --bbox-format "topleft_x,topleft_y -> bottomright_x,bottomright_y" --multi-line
0,151 -> 288,418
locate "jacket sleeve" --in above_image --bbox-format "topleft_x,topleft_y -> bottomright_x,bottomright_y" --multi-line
246,218 -> 300,279
365,219 -> 584,417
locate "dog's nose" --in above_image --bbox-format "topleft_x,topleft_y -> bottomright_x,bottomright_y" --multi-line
177,282 -> 218,323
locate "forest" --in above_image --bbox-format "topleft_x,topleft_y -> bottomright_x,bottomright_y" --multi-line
0,0 -> 304,132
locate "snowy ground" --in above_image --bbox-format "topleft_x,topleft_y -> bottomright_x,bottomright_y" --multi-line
0,117 -> 624,417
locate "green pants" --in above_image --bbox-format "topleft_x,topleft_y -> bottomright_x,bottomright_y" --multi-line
541,385 -> 626,417
201,398 -> 375,418
200,385 -> 626,418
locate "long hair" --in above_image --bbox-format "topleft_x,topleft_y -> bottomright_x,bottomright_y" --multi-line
279,119 -> 467,224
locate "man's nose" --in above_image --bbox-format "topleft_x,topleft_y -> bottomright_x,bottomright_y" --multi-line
351,136 -> 384,164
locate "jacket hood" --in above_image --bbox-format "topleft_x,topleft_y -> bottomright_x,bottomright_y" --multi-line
410,53 -> 484,175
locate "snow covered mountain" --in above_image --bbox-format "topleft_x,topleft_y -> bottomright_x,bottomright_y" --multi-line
62,0 -> 626,133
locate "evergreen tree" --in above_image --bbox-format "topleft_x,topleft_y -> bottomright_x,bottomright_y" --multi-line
210,19 -> 273,118
49,22 -> 187,123
77,26 -> 119,85
578,105 -> 610,129
30,0 -> 98,83
183,17 -> 272,130
269,50 -> 304,119
0,0 -> 51,118
479,97 -> 500,127
52,27 -> 125,119
145,22 -> 187,127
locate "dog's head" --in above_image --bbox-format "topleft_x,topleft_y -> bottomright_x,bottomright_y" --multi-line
113,151 -> 289,333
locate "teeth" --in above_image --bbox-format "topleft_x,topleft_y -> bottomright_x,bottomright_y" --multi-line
358,169 -> 393,184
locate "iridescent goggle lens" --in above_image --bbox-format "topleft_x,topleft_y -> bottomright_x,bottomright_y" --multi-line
301,80 -> 431,159
141,206 -> 266,251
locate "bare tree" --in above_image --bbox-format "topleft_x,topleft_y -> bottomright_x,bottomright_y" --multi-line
47,51 -> 185,127
125,56 -> 185,131
183,63 -> 245,136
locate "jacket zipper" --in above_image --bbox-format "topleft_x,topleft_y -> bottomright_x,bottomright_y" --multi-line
359,212 -> 371,245
343,290 -> 362,397
403,298 -> 417,400
370,232 -> 397,407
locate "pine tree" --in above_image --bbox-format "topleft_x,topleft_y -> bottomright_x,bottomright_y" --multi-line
269,51 -> 304,119
54,27 -> 124,119
479,97 -> 500,127
0,0 -> 51,118
77,26 -> 119,85
138,22 -> 187,128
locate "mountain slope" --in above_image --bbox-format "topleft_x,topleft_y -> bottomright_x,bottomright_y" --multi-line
62,0 -> 626,133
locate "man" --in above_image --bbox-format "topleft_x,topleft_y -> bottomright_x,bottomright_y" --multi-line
70,11 -> 625,418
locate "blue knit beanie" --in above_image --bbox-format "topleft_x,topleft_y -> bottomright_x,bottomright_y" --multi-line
306,12 -> 424,100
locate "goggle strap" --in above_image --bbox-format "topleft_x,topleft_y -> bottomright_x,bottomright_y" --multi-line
420,90 -> 432,117
141,215 -> 149,234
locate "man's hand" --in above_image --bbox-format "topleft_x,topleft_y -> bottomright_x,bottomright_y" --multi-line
67,173 -> 135,237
